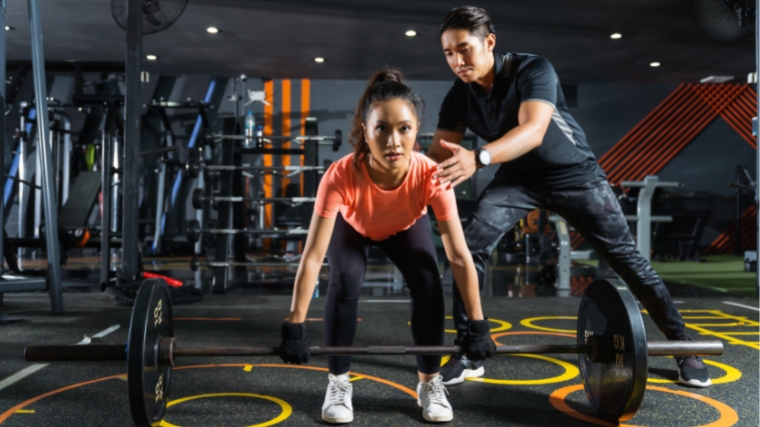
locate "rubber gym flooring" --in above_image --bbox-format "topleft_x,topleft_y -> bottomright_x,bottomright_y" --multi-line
1,279 -> 758,426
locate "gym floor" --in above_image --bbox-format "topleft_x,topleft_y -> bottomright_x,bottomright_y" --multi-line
0,258 -> 758,426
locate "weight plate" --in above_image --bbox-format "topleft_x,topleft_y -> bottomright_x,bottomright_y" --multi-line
192,188 -> 203,210
577,279 -> 647,422
186,219 -> 201,244
127,279 -> 174,427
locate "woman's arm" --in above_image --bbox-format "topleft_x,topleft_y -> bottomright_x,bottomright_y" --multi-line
438,217 -> 484,321
288,211 -> 336,323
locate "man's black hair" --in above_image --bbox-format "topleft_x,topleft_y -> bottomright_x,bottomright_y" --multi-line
438,6 -> 495,40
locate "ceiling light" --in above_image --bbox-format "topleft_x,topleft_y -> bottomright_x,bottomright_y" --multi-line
206,26 -> 219,34
405,30 -> 417,37
314,57 -> 325,63
700,75 -> 734,84
650,62 -> 661,67
610,33 -> 622,39
5,26 -> 12,31
146,54 -> 158,61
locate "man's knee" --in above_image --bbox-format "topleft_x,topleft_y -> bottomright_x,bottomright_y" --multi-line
464,215 -> 503,254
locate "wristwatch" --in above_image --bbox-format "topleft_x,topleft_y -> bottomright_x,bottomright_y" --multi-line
475,147 -> 492,169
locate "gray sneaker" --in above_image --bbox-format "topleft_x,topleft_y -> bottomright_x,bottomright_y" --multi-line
440,354 -> 484,385
676,356 -> 711,388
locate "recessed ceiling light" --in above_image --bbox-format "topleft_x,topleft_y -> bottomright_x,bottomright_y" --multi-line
5,26 -> 13,31
206,26 -> 219,34
314,57 -> 325,63
146,54 -> 158,61
405,30 -> 417,37
650,62 -> 661,67
610,33 -> 622,39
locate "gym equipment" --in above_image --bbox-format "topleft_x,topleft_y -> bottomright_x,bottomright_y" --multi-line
620,176 -> 680,263
191,187 -> 315,209
206,129 -> 342,152
186,161 -> 324,179
24,278 -> 723,425
185,219 -> 307,243
189,254 -> 308,271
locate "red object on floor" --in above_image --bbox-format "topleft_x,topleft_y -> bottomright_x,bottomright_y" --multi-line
143,272 -> 184,288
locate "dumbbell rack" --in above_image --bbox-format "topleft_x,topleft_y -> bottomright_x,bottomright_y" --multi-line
190,117 -> 337,293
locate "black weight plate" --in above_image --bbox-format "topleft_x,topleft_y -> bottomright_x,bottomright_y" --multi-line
192,188 -> 203,210
577,279 -> 647,422
127,279 -> 174,427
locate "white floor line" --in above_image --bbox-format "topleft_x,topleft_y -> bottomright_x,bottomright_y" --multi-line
722,301 -> 760,312
365,300 -> 411,303
0,364 -> 48,391
0,324 -> 121,390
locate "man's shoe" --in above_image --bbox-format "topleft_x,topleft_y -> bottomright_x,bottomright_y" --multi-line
322,374 -> 353,423
676,356 -> 711,388
440,354 -> 484,385
417,375 -> 453,423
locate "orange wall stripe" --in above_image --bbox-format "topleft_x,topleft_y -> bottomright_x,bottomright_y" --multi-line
281,80 -> 292,195
264,80 -> 274,230
611,90 -> 709,180
598,84 -> 687,167
602,87 -> 696,180
300,79 -> 310,196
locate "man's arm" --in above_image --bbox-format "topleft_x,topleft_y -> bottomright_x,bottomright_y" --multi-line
426,130 -> 465,163
434,100 -> 554,187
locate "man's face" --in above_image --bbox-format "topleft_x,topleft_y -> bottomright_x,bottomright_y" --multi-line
441,28 -> 495,84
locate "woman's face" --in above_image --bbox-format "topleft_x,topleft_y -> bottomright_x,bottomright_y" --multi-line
363,98 -> 419,172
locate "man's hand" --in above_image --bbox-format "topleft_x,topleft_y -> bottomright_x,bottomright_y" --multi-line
433,140 -> 477,188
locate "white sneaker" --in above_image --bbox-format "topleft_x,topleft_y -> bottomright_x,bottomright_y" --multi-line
416,375 -> 453,423
322,374 -> 353,424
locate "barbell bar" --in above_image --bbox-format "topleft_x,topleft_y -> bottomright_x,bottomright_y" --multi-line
22,278 -> 725,426
186,219 -> 308,243
188,255 -> 306,271
207,129 -> 342,151
191,188 -> 315,210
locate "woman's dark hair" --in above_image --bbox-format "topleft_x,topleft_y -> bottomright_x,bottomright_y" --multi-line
438,6 -> 495,40
349,69 -> 424,171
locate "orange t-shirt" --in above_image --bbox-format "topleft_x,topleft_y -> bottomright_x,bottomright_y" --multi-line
315,152 -> 458,241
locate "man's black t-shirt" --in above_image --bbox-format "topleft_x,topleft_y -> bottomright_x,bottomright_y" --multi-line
437,52 -> 604,188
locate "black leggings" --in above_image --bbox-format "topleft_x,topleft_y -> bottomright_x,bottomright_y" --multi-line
324,214 -> 445,375
452,176 -> 685,343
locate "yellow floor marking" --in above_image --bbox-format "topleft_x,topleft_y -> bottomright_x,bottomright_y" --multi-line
244,365 -> 253,372
117,375 -> 128,382
14,410 -> 33,414
519,316 -> 576,334
159,393 -> 291,427
349,376 -> 364,382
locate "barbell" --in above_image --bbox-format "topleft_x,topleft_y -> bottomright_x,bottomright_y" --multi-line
186,160 -> 325,180
185,219 -> 308,243
190,187 -> 316,210
24,278 -> 723,426
206,129 -> 342,151
189,254 -> 304,271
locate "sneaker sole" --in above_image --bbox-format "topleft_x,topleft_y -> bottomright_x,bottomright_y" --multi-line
422,412 -> 454,423
441,366 -> 485,386
322,413 -> 354,424
678,374 -> 712,388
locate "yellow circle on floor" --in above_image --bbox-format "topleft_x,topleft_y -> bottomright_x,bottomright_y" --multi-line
520,316 -> 576,334
159,392 -> 292,427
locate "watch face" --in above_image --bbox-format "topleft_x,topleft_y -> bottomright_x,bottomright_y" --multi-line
479,149 -> 491,165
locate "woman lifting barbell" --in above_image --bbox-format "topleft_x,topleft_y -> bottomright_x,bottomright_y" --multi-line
279,69 -> 495,424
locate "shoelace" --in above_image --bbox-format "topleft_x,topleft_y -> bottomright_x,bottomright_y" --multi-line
423,378 -> 450,408
328,379 -> 351,406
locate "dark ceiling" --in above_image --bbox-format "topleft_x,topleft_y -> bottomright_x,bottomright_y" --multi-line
5,0 -> 757,83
